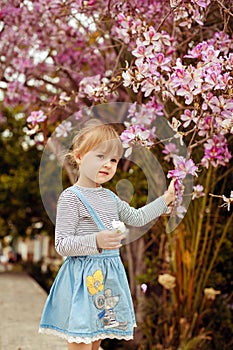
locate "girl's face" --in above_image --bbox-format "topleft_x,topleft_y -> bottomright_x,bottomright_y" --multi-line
76,141 -> 121,188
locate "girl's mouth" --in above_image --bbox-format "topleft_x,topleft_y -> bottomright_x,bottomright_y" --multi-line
99,171 -> 109,175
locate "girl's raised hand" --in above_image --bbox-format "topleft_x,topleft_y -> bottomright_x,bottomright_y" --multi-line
163,178 -> 176,205
96,229 -> 126,250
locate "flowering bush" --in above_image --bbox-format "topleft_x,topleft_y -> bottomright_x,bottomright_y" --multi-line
0,1 -> 232,349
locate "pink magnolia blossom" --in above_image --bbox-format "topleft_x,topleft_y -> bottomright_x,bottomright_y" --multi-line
27,110 -> 47,127
135,61 -> 150,81
141,75 -> 161,97
170,0 -> 210,9
186,43 -> 219,61
143,30 -> 172,48
122,28 -> 174,99
172,1 -> 211,28
197,115 -> 213,137
185,32 -> 231,61
150,53 -> 171,72
203,72 -> 218,90
175,204 -> 187,219
170,62 -> 203,105
120,124 -> 155,157
112,14 -> 143,46
170,0 -> 182,8
132,43 -> 154,63
55,121 -> 73,138
180,109 -> 198,128
146,96 -> 164,116
193,0 -> 211,8
208,96 -> 233,117
162,143 -> 179,162
174,7 -> 193,28
217,72 -> 231,91
211,32 -> 233,54
167,117 -> 184,145
192,185 -> 205,199
12,57 -> 34,73
202,91 -> 214,111
5,81 -> 36,107
176,86 -> 196,104
122,69 -> 135,88
141,27 -> 171,47
203,67 -> 230,91
201,46 -> 220,63
184,42 -> 206,59
168,156 -> 198,180
201,134 -> 232,168
170,59 -> 189,87
79,75 -> 111,101
142,26 -> 158,45
127,98 -> 161,125
220,116 -> 233,135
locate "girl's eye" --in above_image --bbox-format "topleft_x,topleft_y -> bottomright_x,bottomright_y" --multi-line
97,154 -> 104,159
111,158 -> 118,163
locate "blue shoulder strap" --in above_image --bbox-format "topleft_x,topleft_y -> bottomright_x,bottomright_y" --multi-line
105,188 -> 117,201
69,186 -> 106,230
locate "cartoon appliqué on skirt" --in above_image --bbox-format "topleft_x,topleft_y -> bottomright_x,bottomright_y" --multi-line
86,269 -> 128,330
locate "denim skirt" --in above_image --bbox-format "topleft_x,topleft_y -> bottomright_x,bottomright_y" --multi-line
39,249 -> 136,344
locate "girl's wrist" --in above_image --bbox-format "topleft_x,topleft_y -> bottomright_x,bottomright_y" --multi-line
163,192 -> 174,206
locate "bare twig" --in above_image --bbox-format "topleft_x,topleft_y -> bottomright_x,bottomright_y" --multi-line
216,0 -> 233,18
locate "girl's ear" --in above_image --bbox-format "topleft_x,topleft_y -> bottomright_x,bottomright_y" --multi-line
75,154 -> 82,166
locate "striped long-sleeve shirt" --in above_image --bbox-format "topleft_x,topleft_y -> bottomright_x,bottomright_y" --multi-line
55,185 -> 168,257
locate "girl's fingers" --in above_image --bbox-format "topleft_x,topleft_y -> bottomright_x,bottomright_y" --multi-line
105,243 -> 122,250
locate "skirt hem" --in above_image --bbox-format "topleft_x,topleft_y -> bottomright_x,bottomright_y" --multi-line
39,326 -> 136,344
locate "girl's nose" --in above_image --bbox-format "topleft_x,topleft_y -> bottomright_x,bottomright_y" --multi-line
104,159 -> 112,167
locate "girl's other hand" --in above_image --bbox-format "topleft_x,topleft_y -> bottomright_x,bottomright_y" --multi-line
96,229 -> 126,250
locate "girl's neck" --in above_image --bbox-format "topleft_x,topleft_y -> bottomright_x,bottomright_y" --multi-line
75,181 -> 102,189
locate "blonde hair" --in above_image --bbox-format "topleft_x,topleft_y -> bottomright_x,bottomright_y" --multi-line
69,120 -> 123,166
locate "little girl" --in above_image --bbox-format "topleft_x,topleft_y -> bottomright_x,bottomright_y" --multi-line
39,121 -> 176,350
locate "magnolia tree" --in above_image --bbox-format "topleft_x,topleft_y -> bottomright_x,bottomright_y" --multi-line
1,0 -> 233,348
